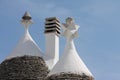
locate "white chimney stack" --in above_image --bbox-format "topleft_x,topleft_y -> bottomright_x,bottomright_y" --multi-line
44,17 -> 60,69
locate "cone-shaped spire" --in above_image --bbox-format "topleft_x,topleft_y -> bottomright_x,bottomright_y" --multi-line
47,17 -> 94,80
6,11 -> 43,59
22,11 -> 32,20
21,11 -> 33,29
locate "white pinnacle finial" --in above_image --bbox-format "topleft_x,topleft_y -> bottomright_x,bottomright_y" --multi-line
21,11 -> 33,29
62,17 -> 79,39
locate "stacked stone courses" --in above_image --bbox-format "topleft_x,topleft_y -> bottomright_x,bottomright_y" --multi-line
0,56 -> 49,80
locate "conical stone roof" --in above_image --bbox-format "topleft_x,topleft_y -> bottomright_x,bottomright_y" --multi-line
48,40 -> 93,76
0,12 -> 49,80
0,55 -> 49,80
46,39 -> 94,79
47,17 -> 94,80
6,12 -> 43,59
6,28 -> 43,59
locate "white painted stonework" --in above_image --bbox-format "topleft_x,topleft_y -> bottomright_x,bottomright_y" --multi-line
7,12 -> 43,59
49,17 -> 93,77
7,28 -> 43,59
44,33 -> 59,70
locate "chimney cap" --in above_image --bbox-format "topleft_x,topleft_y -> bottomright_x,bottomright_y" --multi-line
45,17 -> 60,23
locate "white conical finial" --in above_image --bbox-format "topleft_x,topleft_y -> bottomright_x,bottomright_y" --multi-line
21,11 -> 33,30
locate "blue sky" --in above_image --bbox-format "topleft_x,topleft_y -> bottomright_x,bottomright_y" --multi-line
0,0 -> 120,80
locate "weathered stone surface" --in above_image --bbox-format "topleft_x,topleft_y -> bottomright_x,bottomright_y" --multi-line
0,55 -> 49,80
46,72 -> 94,80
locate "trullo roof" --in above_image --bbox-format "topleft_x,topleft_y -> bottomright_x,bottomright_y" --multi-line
6,11 -> 43,59
48,17 -> 93,77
